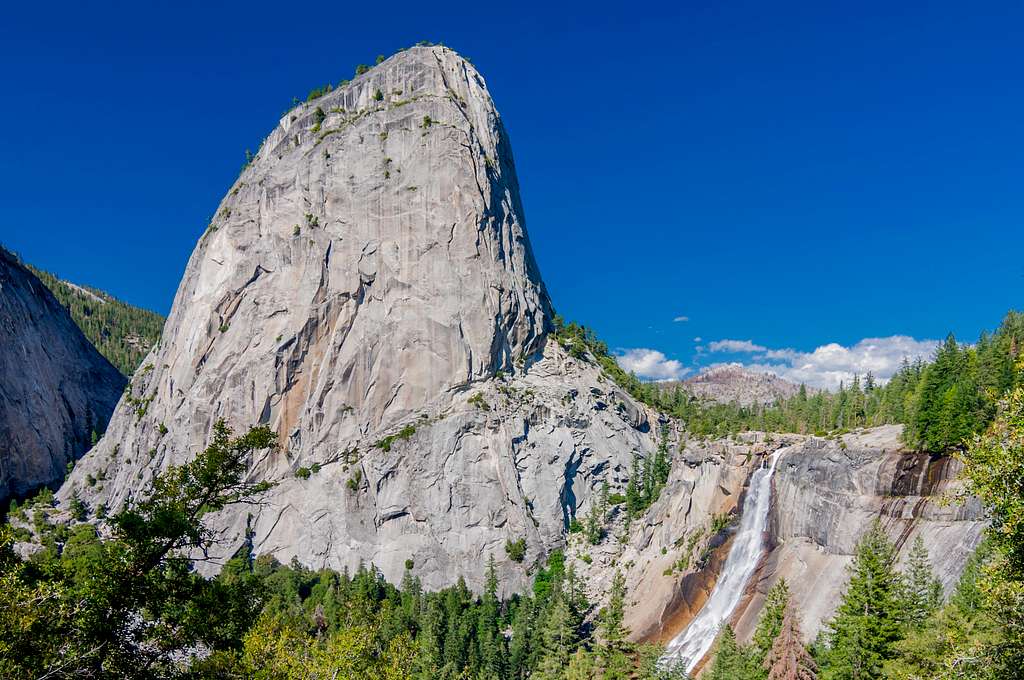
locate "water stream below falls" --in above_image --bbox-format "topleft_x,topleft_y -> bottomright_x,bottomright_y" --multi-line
661,446 -> 792,673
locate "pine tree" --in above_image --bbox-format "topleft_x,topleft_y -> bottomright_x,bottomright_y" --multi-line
599,571 -> 632,680
883,541 -> 997,680
478,555 -> 505,678
848,376 -> 865,428
765,605 -> 817,680
821,521 -> 906,680
626,456 -> 643,518
508,599 -> 535,680
752,579 -> 791,668
636,642 -> 690,679
643,453 -> 656,505
564,647 -> 596,680
653,430 -> 672,485
413,599 -> 444,679
707,625 -> 751,680
901,535 -> 942,628
533,591 -> 578,680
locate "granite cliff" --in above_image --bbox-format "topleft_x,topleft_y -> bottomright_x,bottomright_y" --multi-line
0,247 -> 125,503
59,46 -> 663,591
581,425 -> 984,653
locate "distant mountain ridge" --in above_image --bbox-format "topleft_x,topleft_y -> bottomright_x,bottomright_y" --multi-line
667,363 -> 809,407
26,264 -> 164,377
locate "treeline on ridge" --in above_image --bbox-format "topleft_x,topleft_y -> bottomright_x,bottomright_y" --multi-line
27,263 -> 164,377
554,311 -> 1024,451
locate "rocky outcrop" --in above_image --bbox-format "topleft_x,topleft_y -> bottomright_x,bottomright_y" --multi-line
563,433 -> 803,641
59,46 -> 663,592
0,247 -> 125,502
732,425 -> 985,641
559,426 -> 984,650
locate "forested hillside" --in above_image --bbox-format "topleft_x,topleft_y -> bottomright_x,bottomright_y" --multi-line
0,422 -> 690,679
556,311 -> 1024,451
26,265 -> 164,377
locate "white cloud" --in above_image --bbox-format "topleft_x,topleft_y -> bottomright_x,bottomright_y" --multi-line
708,339 -> 767,353
722,336 -> 939,390
673,315 -> 690,322
693,336 -> 703,342
616,348 -> 691,381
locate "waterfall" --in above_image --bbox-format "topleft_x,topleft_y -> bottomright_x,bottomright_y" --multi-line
661,446 -> 791,673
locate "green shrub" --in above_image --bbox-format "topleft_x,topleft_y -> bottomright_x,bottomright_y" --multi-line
710,512 -> 731,535
404,558 -> 414,570
375,424 -> 416,452
375,55 -> 385,65
608,493 -> 627,506
421,115 -> 433,128
468,392 -> 490,411
294,467 -> 311,480
373,89 -> 383,102
346,469 -> 362,492
568,518 -> 583,534
580,553 -> 593,565
355,64 -> 369,76
505,538 -> 527,563
69,495 -> 88,521
306,83 -> 333,102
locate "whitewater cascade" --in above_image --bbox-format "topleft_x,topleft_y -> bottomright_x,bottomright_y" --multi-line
662,446 -> 792,673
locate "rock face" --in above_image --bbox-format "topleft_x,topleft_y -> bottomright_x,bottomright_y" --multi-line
732,425 -> 985,641
566,426 -> 983,651
0,247 -> 126,502
574,433 -> 798,642
60,47 -> 662,591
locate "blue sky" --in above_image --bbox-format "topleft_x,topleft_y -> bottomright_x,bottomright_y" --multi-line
2,1 -> 1021,387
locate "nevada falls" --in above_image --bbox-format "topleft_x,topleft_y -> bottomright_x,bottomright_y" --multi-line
56,46 -> 984,662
